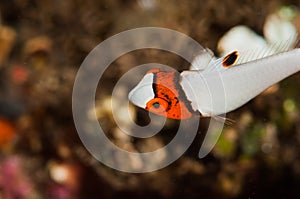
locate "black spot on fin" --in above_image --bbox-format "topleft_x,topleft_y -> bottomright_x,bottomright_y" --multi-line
222,51 -> 239,68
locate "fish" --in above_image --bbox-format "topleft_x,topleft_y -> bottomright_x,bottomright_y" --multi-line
128,46 -> 300,120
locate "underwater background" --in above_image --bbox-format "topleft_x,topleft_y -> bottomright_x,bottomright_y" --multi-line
0,0 -> 300,198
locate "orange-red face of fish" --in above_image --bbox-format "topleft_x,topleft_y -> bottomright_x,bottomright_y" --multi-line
129,69 -> 199,120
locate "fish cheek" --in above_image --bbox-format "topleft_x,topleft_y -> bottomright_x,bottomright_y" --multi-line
167,100 -> 192,120
167,101 -> 182,119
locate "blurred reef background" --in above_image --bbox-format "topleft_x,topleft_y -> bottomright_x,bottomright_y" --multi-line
0,0 -> 300,198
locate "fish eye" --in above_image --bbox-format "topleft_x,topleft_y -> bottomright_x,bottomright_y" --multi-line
146,98 -> 169,113
152,102 -> 160,109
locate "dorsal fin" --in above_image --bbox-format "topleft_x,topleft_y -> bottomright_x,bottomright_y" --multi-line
199,35 -> 299,74
234,35 -> 298,66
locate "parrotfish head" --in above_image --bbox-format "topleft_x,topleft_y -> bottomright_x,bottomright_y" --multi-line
128,69 -> 199,120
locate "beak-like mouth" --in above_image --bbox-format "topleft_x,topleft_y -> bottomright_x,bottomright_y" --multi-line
127,73 -> 155,108
128,87 -> 136,102
128,84 -> 153,108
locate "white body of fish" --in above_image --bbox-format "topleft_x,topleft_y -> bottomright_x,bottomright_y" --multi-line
181,48 -> 300,116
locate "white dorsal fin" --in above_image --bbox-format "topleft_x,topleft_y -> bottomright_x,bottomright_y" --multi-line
200,36 -> 299,75
235,35 -> 298,65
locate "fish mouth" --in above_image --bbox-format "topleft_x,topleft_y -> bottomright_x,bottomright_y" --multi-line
128,73 -> 155,108
128,84 -> 154,108
128,87 -> 137,104
128,84 -> 142,104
